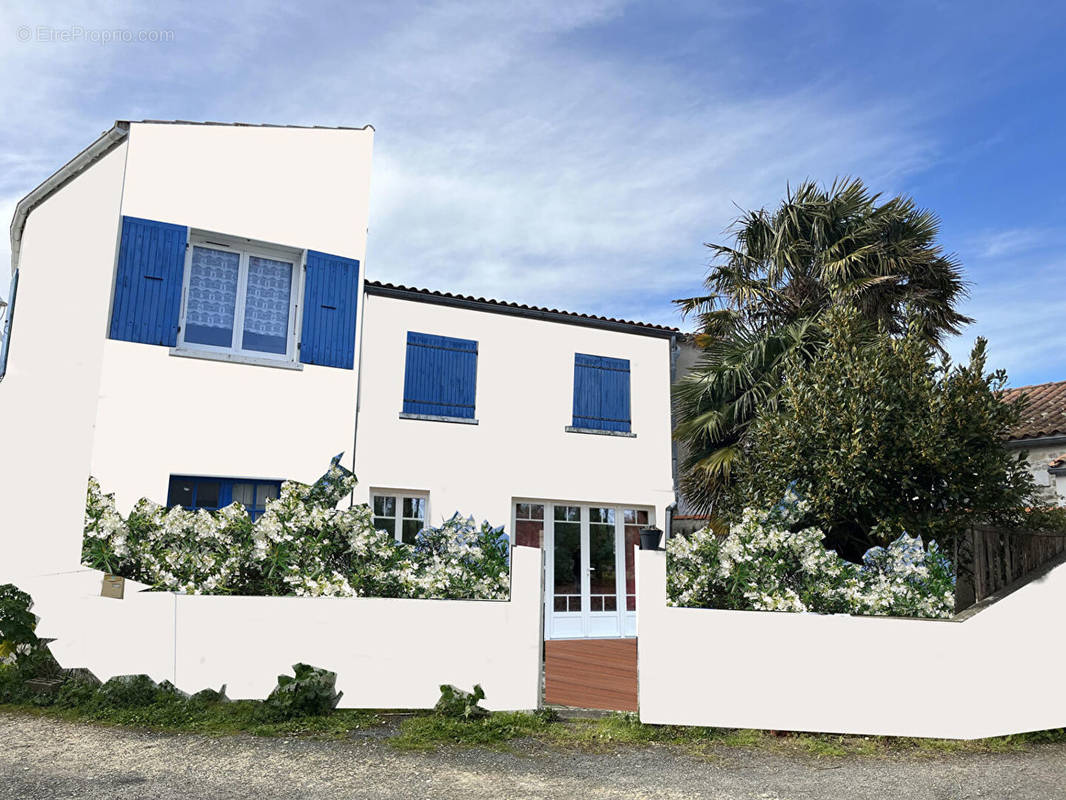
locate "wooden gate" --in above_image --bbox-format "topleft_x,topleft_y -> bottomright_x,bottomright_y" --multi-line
544,638 -> 638,711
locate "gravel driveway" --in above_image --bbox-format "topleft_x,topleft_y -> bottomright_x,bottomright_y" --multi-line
2,712 -> 1065,799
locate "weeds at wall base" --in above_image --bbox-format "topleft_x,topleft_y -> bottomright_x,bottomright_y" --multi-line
3,698 -> 1063,757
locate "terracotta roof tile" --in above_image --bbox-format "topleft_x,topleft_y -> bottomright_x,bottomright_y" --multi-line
1003,379 -> 1066,441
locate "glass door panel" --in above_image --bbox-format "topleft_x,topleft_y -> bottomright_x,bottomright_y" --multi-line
588,507 -> 618,613
622,508 -> 649,612
552,506 -> 582,613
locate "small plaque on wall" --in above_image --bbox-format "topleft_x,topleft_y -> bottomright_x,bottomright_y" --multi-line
101,574 -> 125,600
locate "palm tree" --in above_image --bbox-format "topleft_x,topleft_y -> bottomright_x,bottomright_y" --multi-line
674,178 -> 971,514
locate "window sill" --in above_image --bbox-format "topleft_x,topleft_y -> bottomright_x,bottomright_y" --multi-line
565,426 -> 636,438
169,348 -> 303,371
399,412 -> 479,425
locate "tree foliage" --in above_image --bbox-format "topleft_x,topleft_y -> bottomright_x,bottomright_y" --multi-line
726,310 -> 1034,561
674,178 -> 972,511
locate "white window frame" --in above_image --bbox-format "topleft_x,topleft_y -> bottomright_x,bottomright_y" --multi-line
175,232 -> 303,364
370,489 -> 430,544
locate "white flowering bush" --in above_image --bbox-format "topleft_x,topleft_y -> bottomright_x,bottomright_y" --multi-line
83,456 -> 510,600
667,502 -> 955,619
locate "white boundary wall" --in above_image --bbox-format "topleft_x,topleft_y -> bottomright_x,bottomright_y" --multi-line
637,548 -> 1066,739
22,545 -> 543,711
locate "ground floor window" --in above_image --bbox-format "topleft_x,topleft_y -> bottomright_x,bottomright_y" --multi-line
514,502 -> 545,547
372,491 -> 428,544
167,476 -> 281,521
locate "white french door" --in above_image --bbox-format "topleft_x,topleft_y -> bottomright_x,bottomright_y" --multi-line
515,501 -> 650,640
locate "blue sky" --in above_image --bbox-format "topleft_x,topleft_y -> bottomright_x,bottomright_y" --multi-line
1,0 -> 1064,385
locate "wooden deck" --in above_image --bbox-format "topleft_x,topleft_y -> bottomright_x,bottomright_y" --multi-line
544,638 -> 638,712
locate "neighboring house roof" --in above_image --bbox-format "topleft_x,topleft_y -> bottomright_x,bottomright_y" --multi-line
364,280 -> 679,338
1003,380 -> 1066,442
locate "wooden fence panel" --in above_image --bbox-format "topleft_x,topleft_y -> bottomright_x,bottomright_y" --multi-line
961,525 -> 1066,608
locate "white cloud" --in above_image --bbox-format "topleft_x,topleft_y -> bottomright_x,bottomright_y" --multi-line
0,0 -> 940,326
966,227 -> 1058,260
946,232 -> 1066,385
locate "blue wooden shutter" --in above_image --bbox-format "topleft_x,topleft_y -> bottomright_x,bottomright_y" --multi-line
299,250 -> 360,369
109,216 -> 188,346
573,353 -> 631,432
403,332 -> 478,419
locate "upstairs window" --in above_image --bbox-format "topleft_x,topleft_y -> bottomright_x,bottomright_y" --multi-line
178,238 -> 299,361
401,332 -> 479,422
109,216 -> 360,371
167,475 -> 281,522
0,270 -> 18,382
570,353 -> 632,433
372,491 -> 428,544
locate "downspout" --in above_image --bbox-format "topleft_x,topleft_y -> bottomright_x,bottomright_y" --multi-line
349,281 -> 368,507
666,333 -> 680,539
10,122 -> 129,273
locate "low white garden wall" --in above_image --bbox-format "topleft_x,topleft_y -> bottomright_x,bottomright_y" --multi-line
637,548 -> 1066,739
21,545 -> 543,711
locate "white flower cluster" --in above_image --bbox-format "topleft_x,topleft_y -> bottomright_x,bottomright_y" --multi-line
82,458 -> 511,601
666,505 -> 955,619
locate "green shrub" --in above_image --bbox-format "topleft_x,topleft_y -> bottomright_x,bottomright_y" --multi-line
668,502 -> 955,618
0,663 -> 23,703
434,684 -> 488,720
83,455 -> 511,600
263,663 -> 341,720
188,686 -> 227,706
96,674 -> 174,708
0,584 -> 39,665
1021,505 -> 1066,533
728,310 -> 1035,561
55,674 -> 99,709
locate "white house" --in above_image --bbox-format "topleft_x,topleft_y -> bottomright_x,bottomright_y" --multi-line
0,120 -> 677,642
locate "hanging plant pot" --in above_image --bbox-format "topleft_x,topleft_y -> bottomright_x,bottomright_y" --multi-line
639,527 -> 663,551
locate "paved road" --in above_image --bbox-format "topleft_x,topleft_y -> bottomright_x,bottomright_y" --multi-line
2,713 -> 1065,799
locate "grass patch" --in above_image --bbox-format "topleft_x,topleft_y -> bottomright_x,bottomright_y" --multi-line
4,688 -> 1065,757
386,711 -> 1066,758
0,699 -> 381,739
388,711 -> 552,751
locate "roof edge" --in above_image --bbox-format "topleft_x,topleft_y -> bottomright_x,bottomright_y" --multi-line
10,122 -> 130,274
122,119 -> 375,132
1005,434 -> 1066,448
364,281 -> 678,338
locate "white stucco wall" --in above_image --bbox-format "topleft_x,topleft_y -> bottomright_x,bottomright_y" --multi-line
90,122 -> 375,513
1,122 -> 376,580
27,545 -> 543,711
90,343 -> 361,512
0,144 -> 128,581
120,122 -> 373,259
353,293 -> 676,534
637,548 -> 1066,738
